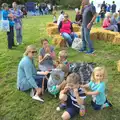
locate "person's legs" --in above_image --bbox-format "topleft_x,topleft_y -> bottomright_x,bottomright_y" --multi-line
7,26 -> 13,49
16,29 -> 20,44
61,111 -> 71,120
11,26 -> 15,46
117,23 -> 120,32
80,27 -> 87,51
84,27 -> 94,52
62,32 -> 73,47
91,101 -> 102,110
70,33 -> 78,40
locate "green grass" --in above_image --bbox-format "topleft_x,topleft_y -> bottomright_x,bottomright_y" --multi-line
0,11 -> 120,120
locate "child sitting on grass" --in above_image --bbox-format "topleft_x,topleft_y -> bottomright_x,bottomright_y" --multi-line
59,73 -> 86,120
56,50 -> 71,70
47,64 -> 69,96
81,67 -> 112,110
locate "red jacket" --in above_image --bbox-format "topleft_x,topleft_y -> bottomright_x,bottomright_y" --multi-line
58,20 -> 73,34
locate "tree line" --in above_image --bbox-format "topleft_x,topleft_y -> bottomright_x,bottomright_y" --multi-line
0,0 -> 81,9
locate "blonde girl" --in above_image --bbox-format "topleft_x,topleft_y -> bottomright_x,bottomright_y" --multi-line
81,67 -> 112,110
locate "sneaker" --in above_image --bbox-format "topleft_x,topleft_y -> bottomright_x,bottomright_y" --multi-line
59,103 -> 67,109
32,95 -> 44,102
85,50 -> 95,54
79,48 -> 86,52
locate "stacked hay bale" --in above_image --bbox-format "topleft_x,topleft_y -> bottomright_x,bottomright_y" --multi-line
73,24 -> 80,32
97,28 -> 119,42
112,35 -> 120,45
90,28 -> 99,40
47,22 -> 57,28
52,35 -> 67,47
47,26 -> 59,37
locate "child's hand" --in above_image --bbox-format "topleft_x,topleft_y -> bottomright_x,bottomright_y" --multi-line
63,86 -> 70,93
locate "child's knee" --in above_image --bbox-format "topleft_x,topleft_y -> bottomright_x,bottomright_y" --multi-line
61,112 -> 70,120
59,93 -> 68,101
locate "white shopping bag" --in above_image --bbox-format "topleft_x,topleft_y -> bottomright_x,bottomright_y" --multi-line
0,20 -> 10,32
72,38 -> 83,51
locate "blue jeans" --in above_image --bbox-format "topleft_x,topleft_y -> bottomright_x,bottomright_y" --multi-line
81,27 -> 94,51
62,32 -> 78,46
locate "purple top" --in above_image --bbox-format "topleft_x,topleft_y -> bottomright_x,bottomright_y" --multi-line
10,8 -> 23,25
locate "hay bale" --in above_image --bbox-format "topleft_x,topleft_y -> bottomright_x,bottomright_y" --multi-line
117,60 -> 120,72
47,26 -> 59,36
47,22 -> 57,28
97,29 -> 119,42
112,35 -> 120,45
75,32 -> 81,38
52,35 -> 67,47
73,24 -> 80,32
90,28 -> 99,40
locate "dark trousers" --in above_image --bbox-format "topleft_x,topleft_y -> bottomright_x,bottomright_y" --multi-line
7,26 -> 14,49
117,23 -> 120,32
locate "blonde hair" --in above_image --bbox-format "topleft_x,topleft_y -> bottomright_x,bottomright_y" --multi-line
91,67 -> 108,82
23,45 -> 36,56
105,12 -> 111,18
58,50 -> 68,59
66,73 -> 80,85
113,13 -> 118,18
2,3 -> 8,9
57,64 -> 69,74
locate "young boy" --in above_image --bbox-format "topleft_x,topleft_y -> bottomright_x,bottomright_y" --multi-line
59,73 -> 86,120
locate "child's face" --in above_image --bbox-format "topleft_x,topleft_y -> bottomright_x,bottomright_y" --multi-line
43,41 -> 49,48
94,71 -> 104,82
59,55 -> 65,61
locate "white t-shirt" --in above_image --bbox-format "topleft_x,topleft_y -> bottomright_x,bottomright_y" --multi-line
57,14 -> 64,25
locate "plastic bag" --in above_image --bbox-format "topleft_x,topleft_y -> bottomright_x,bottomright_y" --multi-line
72,38 -> 82,50
0,20 -> 10,32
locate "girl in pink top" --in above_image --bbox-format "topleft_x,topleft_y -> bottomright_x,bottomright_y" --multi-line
58,13 -> 78,47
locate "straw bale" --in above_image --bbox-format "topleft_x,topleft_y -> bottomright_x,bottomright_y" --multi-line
97,29 -> 119,42
112,35 -> 120,44
52,35 -> 67,47
47,22 -> 57,28
47,26 -> 59,35
117,60 -> 120,72
75,32 -> 81,38
73,24 -> 80,32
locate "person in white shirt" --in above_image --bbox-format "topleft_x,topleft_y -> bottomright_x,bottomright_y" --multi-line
57,11 -> 64,25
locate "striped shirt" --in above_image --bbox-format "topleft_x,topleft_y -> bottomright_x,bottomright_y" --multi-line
69,88 -> 86,108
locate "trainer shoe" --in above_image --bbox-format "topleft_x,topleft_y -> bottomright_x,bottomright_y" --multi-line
32,95 -> 44,102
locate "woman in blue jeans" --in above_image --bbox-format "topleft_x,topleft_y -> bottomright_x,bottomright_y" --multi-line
17,45 -> 48,102
58,13 -> 78,47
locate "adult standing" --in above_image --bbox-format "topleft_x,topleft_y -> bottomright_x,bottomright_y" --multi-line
1,3 -> 15,49
111,1 -> 116,14
101,1 -> 107,13
80,0 -> 96,54
11,2 -> 23,45
17,45 -> 45,102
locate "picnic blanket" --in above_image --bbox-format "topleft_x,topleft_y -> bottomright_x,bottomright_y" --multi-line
70,62 -> 96,84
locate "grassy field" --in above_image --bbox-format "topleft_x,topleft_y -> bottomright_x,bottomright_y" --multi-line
0,11 -> 120,120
